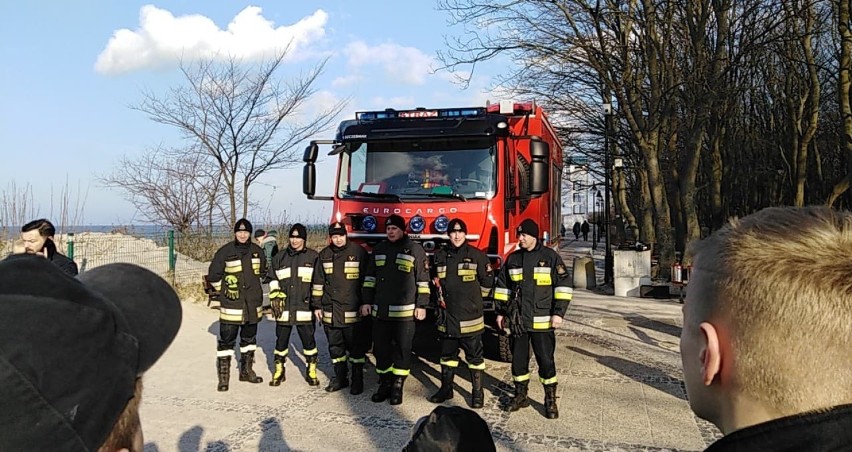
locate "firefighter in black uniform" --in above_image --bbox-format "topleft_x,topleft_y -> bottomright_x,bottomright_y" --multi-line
429,218 -> 494,408
311,221 -> 370,395
209,218 -> 267,391
362,214 -> 430,405
494,219 -> 573,419
267,223 -> 321,386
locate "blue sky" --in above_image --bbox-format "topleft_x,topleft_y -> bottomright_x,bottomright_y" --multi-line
0,2 -> 506,226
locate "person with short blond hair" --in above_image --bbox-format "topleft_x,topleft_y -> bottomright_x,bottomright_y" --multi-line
681,206 -> 852,451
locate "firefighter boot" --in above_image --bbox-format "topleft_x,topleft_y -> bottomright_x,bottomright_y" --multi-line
544,383 -> 559,419
371,373 -> 394,403
325,361 -> 350,392
350,363 -> 364,395
217,356 -> 231,392
428,366 -> 455,403
305,355 -> 320,387
389,375 -> 407,406
269,356 -> 286,386
239,351 -> 263,384
507,381 -> 530,412
470,369 -> 485,409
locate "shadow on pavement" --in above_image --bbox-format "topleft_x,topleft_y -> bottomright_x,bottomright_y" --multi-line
569,346 -> 686,400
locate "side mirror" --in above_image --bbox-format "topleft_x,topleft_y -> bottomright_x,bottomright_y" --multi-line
303,163 -> 316,197
530,139 -> 550,195
303,142 -> 319,163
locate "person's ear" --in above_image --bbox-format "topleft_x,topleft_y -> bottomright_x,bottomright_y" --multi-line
699,322 -> 722,386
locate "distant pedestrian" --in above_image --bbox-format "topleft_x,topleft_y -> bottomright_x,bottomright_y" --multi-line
581,221 -> 590,241
20,218 -> 77,276
209,218 -> 267,391
267,223 -> 321,387
494,219 -> 573,419
572,221 -> 581,240
559,223 -> 566,238
255,229 -> 279,263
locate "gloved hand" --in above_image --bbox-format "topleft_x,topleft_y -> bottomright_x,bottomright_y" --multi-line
224,275 -> 240,300
269,290 -> 285,318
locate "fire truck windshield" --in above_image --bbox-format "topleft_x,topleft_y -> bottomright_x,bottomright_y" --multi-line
337,138 -> 497,201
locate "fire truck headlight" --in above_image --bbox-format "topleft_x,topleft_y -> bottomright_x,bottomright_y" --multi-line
496,121 -> 508,129
410,215 -> 426,233
362,215 -> 378,232
434,215 -> 449,233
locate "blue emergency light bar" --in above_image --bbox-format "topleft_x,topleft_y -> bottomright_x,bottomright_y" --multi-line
356,107 -> 485,121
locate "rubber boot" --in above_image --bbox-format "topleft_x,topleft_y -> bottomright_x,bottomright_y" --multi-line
507,381 -> 530,412
325,361 -> 350,392
350,363 -> 364,395
239,351 -> 263,383
389,375 -> 406,406
428,366 -> 455,403
305,355 -> 320,386
217,356 -> 231,392
470,369 -> 484,409
544,383 -> 559,419
269,356 -> 286,386
371,373 -> 393,403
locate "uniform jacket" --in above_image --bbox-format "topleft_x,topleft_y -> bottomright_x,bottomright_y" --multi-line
705,404 -> 852,451
312,240 -> 368,328
494,242 -> 573,332
362,236 -> 430,321
208,241 -> 266,325
433,242 -> 493,338
268,245 -> 319,325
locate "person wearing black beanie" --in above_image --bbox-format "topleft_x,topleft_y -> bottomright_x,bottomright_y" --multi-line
493,218 -> 573,419
208,218 -> 267,391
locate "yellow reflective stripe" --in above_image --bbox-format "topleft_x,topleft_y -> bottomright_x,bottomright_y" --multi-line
297,267 -> 313,281
225,260 -> 242,273
458,263 -> 478,270
303,348 -> 318,356
239,344 -> 256,353
533,266 -> 551,274
344,311 -> 360,324
376,367 -> 393,374
494,287 -> 510,301
344,261 -> 359,268
219,308 -> 244,322
295,311 -> 313,322
312,284 -> 323,297
440,359 -> 459,368
217,349 -> 234,357
480,286 -> 491,297
392,368 -> 410,376
436,266 -> 446,274
375,254 -> 386,266
540,376 -> 558,385
513,373 -> 531,382
388,304 -> 415,318
458,269 -> 476,276
437,324 -> 447,332
417,282 -> 430,294
252,257 -> 261,274
322,262 -> 334,272
396,254 -> 415,263
508,268 -> 522,281
554,286 -> 573,300
270,311 -> 290,322
350,357 -> 366,364
211,281 -> 222,290
363,276 -> 376,288
532,315 -> 552,330
460,316 -> 485,334
275,268 -> 291,280
274,349 -> 289,357
468,362 -> 486,370
332,356 -> 348,364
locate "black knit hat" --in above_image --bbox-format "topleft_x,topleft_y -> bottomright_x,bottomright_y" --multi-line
516,218 -> 539,238
447,218 -> 467,234
385,214 -> 406,230
0,255 -> 181,451
289,223 -> 307,239
328,221 -> 347,236
253,229 -> 266,239
234,218 -> 253,234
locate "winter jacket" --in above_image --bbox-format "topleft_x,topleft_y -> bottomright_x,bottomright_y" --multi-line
362,236 -> 430,321
312,240 -> 368,327
268,245 -> 319,325
433,242 -> 493,338
208,240 -> 266,325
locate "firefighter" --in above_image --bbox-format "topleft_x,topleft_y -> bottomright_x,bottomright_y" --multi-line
362,214 -> 430,405
429,218 -> 494,408
311,221 -> 370,394
494,219 -> 573,419
267,223 -> 321,387
209,218 -> 267,391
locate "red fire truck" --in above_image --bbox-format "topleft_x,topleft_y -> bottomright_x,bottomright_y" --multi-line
302,100 -> 563,360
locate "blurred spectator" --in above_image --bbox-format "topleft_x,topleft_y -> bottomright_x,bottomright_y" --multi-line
21,218 -> 78,276
403,406 -> 495,452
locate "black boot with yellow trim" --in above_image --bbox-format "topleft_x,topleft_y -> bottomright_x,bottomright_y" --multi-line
304,354 -> 320,386
325,360 -> 349,392
269,355 -> 286,386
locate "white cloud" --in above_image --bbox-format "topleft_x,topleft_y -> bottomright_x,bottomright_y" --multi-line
331,74 -> 361,88
95,5 -> 328,75
343,41 -> 434,85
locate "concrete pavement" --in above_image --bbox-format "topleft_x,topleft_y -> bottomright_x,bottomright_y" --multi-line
140,240 -> 721,451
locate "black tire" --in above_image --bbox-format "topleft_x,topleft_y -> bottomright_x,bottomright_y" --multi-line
482,326 -> 513,363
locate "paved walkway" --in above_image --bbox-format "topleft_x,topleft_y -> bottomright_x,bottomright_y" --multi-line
141,240 -> 720,451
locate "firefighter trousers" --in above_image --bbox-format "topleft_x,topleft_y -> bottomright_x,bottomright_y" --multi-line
440,334 -> 484,368
218,322 -> 258,354
324,322 -> 369,363
372,319 -> 415,375
274,323 -> 318,357
511,331 -> 556,383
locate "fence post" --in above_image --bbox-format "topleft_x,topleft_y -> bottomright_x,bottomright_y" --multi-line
168,230 -> 176,272
67,233 -> 75,260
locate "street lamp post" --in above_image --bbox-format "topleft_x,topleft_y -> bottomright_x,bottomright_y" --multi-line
594,191 -> 602,250
603,102 -> 614,285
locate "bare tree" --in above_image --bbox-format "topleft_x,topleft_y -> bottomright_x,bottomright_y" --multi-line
828,0 -> 852,206
100,146 -> 224,232
133,49 -> 348,225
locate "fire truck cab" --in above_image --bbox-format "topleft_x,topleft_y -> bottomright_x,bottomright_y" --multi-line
303,100 -> 563,361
